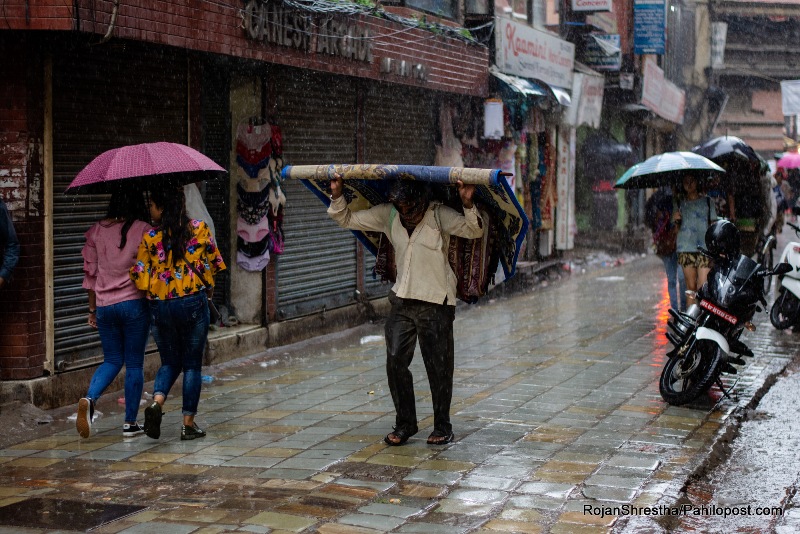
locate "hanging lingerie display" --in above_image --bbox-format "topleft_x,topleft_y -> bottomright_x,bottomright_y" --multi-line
234,116 -> 287,272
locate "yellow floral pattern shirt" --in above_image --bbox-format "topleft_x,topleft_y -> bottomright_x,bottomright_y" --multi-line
130,220 -> 226,300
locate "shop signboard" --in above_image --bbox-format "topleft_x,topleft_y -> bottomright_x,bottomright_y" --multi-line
567,73 -> 605,128
495,18 -> 574,89
572,0 -> 612,11
583,34 -> 621,71
641,57 -> 685,124
556,128 -> 576,250
634,0 -> 666,55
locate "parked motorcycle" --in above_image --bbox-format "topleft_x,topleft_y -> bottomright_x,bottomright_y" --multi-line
770,219 -> 800,330
660,220 -> 792,406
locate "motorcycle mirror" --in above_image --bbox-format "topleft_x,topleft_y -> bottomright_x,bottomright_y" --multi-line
773,262 -> 794,275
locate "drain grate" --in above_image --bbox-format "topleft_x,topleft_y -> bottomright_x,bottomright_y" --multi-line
0,498 -> 146,530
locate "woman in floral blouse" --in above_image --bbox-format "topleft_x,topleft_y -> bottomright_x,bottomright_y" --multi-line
130,185 -> 226,441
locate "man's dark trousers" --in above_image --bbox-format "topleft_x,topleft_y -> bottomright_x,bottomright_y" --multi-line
385,292 -> 455,435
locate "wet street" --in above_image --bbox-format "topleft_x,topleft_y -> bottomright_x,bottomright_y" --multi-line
1,252 -> 799,533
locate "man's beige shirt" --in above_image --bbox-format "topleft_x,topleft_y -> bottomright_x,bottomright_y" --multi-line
328,196 -> 483,306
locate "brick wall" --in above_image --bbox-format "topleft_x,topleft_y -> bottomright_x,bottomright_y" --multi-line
2,0 -> 488,97
0,34 -> 47,379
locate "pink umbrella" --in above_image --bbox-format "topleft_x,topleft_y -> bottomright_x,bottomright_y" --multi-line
65,142 -> 226,194
777,151 -> 800,169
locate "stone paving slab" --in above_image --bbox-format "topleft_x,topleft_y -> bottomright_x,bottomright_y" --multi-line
1,255 -> 799,533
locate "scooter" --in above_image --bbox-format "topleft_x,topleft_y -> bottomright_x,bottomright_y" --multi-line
661,235 -> 791,405
770,219 -> 800,330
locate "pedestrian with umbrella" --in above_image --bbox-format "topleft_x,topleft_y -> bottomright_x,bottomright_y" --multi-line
674,174 -> 717,308
645,188 -> 686,312
615,152 -> 724,309
76,188 -> 152,439
66,141 -> 228,441
130,185 -> 226,440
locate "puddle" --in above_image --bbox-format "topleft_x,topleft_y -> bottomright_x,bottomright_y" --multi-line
0,498 -> 146,530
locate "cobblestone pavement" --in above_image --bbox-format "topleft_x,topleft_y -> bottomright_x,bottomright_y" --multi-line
1,253 -> 798,534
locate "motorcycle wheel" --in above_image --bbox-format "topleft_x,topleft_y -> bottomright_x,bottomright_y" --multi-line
659,339 -> 722,406
770,288 -> 800,330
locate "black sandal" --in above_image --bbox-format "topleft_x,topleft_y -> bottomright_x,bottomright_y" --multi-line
427,430 -> 455,445
384,426 -> 418,446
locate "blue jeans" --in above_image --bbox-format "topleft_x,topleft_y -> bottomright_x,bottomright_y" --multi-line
88,298 -> 150,423
661,252 -> 687,312
149,292 -> 209,416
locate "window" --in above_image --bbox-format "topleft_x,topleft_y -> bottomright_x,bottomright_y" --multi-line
405,0 -> 458,19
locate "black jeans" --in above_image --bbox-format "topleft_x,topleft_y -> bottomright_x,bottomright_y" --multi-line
385,292 -> 455,434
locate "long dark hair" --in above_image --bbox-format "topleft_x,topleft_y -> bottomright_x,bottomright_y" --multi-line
150,185 -> 191,260
105,188 -> 148,249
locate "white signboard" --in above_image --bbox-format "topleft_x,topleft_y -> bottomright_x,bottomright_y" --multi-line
572,0 -> 612,12
556,128 -> 576,250
568,73 -> 605,128
781,80 -> 800,116
711,22 -> 727,68
495,18 -> 575,89
641,57 -> 685,124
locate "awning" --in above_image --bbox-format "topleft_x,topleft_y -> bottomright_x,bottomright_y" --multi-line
490,67 -> 571,108
490,67 -> 548,98
551,86 -> 571,107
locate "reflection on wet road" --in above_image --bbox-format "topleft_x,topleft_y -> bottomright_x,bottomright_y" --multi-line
0,253 -> 798,533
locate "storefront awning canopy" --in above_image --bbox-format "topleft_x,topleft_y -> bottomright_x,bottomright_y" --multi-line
490,67 -> 571,108
490,68 -> 548,98
551,86 -> 571,107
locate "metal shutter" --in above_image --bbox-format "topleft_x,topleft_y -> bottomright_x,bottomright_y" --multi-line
52,41 -> 187,370
273,69 -> 358,319
362,83 -> 437,296
199,64 -> 232,309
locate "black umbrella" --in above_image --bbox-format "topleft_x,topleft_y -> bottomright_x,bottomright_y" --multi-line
691,136 -> 761,169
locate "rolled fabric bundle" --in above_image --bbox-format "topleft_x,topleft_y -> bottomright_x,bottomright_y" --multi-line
281,164 -> 502,186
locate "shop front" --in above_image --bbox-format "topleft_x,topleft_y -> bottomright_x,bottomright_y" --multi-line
490,18 -> 577,259
2,4 -> 490,384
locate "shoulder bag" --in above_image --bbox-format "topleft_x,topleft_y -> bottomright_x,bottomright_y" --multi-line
183,254 -> 221,324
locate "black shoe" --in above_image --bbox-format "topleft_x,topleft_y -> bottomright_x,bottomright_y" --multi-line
143,402 -> 162,439
181,423 -> 206,441
384,426 -> 418,446
122,422 -> 145,438
76,398 -> 94,439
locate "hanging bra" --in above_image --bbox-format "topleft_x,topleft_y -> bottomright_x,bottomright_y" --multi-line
237,235 -> 270,257
237,216 -> 271,243
237,249 -> 270,272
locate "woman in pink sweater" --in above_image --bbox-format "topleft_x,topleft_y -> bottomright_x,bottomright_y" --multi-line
76,189 -> 152,439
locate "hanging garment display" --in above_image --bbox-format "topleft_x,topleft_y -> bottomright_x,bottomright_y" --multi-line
235,118 -> 272,178
434,102 -> 464,167
527,132 -> 541,230
233,117 -> 287,271
540,130 -> 557,231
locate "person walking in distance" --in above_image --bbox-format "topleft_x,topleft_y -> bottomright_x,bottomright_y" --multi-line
76,189 -> 151,438
328,175 -> 482,446
645,188 -> 686,312
130,185 -> 226,440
